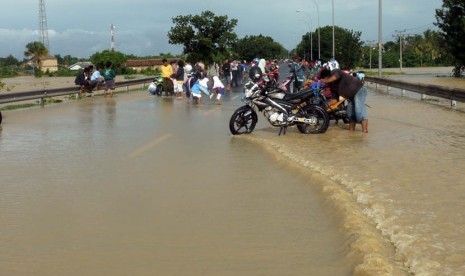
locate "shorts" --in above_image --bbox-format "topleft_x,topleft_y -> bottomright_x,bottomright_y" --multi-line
174,81 -> 183,93
214,87 -> 225,95
223,74 -> 231,85
347,86 -> 368,123
104,79 -> 115,91
191,92 -> 202,98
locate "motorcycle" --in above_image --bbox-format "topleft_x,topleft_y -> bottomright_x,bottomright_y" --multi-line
148,75 -> 164,96
229,80 -> 329,136
267,67 -> 280,87
307,81 -> 349,124
278,73 -> 304,94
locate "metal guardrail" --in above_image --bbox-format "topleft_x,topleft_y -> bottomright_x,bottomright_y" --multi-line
365,76 -> 465,106
0,77 -> 154,105
1,75 -> 464,106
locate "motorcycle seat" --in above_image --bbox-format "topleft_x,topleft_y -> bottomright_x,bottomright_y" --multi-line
282,89 -> 313,102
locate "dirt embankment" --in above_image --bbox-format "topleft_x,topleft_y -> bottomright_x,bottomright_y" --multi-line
1,67 -> 463,93
364,66 -> 465,89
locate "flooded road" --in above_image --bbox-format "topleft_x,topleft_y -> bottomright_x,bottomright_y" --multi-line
0,92 -> 352,275
1,70 -> 465,275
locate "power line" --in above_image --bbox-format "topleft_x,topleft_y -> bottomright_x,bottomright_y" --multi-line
404,23 -> 436,31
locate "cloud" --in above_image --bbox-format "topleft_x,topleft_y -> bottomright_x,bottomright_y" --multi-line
0,0 -> 443,59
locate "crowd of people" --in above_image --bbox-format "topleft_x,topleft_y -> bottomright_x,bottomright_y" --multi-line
154,57 -> 285,105
74,55 -> 367,133
74,61 -> 116,97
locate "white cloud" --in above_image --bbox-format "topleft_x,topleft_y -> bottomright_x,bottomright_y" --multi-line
0,0 -> 443,59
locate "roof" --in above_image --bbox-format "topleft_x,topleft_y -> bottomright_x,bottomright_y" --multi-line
125,59 -> 176,67
41,55 -> 57,61
68,61 -> 93,70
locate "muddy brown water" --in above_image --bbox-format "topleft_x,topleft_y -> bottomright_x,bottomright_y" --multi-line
1,71 -> 465,275
0,93 -> 353,276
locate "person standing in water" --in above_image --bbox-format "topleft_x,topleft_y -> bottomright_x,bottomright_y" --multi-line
319,67 -> 368,133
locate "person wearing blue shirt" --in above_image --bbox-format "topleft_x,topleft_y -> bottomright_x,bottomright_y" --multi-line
90,65 -> 104,90
288,56 -> 306,93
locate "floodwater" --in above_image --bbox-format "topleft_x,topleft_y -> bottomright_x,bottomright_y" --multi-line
1,72 -> 465,275
0,92 -> 352,275
242,83 -> 465,275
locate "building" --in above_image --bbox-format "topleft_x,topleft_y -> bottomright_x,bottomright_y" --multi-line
40,55 -> 58,73
68,61 -> 93,71
125,59 -> 176,72
26,55 -> 59,73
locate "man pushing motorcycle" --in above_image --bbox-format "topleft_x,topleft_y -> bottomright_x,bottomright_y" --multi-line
318,67 -> 368,133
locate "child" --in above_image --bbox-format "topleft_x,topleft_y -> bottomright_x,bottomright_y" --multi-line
102,61 -> 116,97
148,78 -> 158,95
172,60 -> 185,99
198,75 -> 211,98
210,76 -> 225,105
190,80 -> 202,105
183,73 -> 197,103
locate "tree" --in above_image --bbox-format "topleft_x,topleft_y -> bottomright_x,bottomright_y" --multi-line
90,50 -> 127,73
407,34 -> 432,66
1,55 -> 20,67
167,10 -> 238,65
435,0 -> 465,76
232,35 -> 287,61
296,26 -> 362,69
54,54 -> 80,67
24,41 -> 49,72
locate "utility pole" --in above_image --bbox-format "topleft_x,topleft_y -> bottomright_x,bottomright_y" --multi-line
395,29 -> 407,71
110,24 -> 115,52
366,40 -> 376,69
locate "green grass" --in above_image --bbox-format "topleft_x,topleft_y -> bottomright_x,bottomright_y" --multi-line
0,103 -> 37,111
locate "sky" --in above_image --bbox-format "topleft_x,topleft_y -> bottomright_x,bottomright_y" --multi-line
0,0 -> 443,60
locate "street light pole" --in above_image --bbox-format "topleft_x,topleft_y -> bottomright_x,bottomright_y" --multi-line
378,0 -> 383,77
311,0 -> 321,59
332,0 -> 335,59
296,11 -> 313,61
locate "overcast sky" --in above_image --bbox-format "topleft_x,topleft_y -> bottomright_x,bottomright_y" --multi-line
0,0 -> 443,60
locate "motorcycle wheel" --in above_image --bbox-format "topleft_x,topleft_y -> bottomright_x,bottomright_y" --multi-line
229,107 -> 258,135
297,105 -> 330,134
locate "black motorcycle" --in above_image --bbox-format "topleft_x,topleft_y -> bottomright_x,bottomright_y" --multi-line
229,80 -> 329,135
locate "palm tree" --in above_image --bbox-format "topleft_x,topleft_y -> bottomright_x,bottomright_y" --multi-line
423,29 -> 441,65
24,41 -> 49,73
